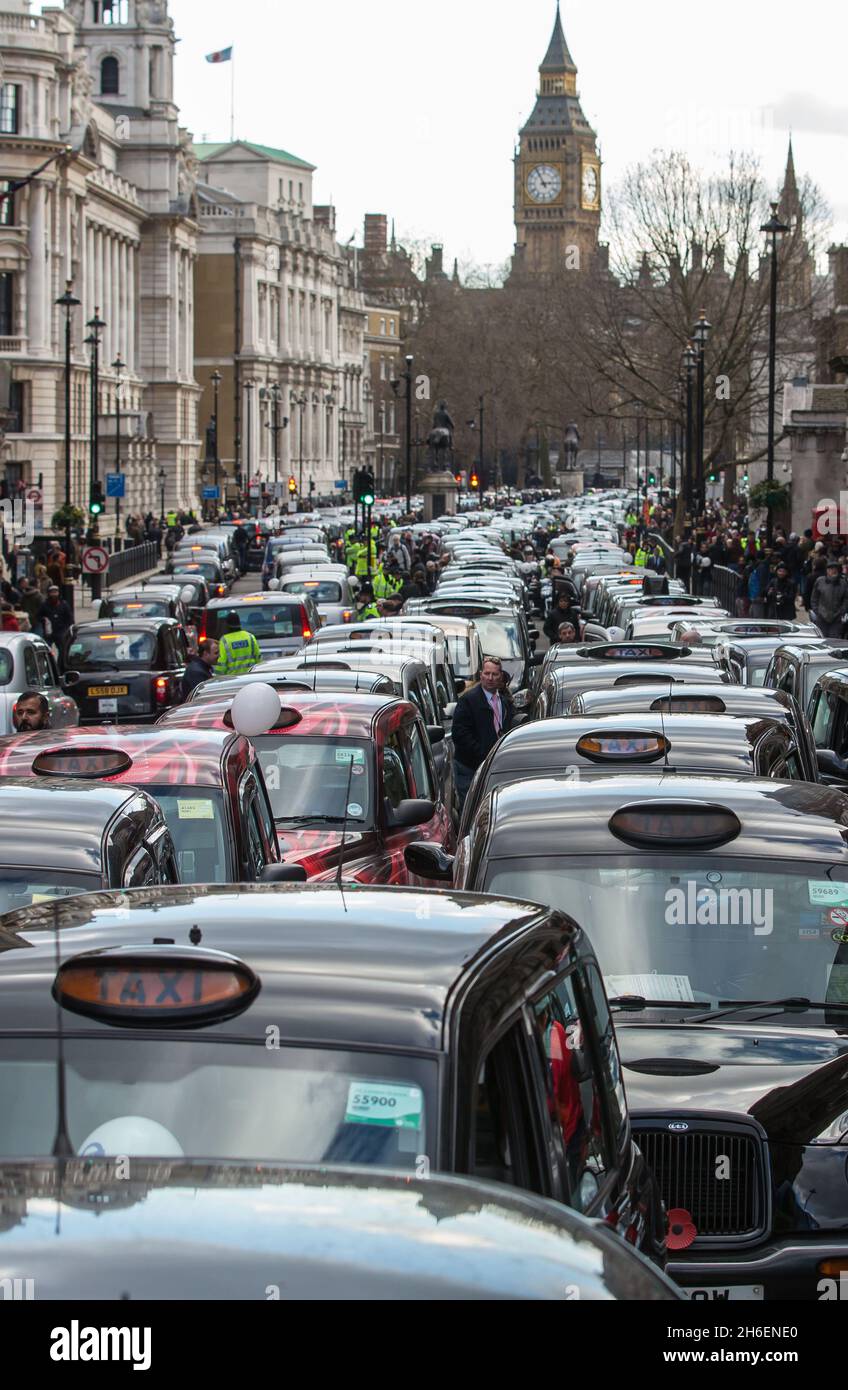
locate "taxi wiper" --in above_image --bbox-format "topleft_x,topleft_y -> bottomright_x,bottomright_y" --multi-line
683,997 -> 848,1024
276,815 -> 347,826
608,996 -> 705,1013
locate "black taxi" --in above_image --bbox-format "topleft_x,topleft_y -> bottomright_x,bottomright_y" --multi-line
413,774 -> 848,1300
0,777 -> 178,910
0,884 -> 665,1266
451,711 -> 809,837
61,618 -> 188,723
0,1162 -> 678,1301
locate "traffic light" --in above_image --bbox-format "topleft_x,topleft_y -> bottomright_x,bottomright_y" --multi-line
470,472 -> 479,491
89,480 -> 104,516
288,476 -> 297,495
354,469 -> 375,506
309,480 -> 316,495
454,473 -> 462,487
647,472 -> 656,486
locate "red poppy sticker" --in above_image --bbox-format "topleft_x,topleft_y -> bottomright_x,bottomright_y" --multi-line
666,1208 -> 697,1250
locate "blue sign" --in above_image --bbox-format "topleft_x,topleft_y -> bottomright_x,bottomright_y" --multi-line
105,473 -> 125,499
202,487 -> 220,500
334,480 -> 348,491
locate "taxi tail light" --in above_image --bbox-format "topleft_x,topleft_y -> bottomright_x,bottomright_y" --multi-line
154,676 -> 170,705
342,610 -> 353,623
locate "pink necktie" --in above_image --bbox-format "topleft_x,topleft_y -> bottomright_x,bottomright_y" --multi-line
492,694 -> 502,733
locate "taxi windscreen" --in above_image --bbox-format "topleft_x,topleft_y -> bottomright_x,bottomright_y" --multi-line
0,1042 -> 434,1171
484,857 -> 848,1011
205,605 -> 302,641
253,737 -> 373,826
472,615 -> 523,660
66,630 -> 157,668
0,870 -> 101,913
282,580 -> 342,603
145,788 -> 229,884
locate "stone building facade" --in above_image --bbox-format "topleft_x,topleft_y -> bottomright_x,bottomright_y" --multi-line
0,0 -> 200,528
193,141 -> 366,502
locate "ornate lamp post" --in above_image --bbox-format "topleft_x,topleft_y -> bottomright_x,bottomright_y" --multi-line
692,311 -> 712,516
56,281 -> 80,574
112,355 -> 125,540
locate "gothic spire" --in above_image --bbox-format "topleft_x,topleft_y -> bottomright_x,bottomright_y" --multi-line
541,2 -> 576,73
778,136 -> 802,225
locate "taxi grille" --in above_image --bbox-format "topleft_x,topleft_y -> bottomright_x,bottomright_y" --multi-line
635,1123 -> 766,1243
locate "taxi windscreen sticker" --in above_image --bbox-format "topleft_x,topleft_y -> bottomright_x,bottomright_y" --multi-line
176,799 -> 216,820
809,882 -> 848,907
826,964 -> 848,1005
345,1082 -> 423,1130
335,748 -> 365,765
605,973 -> 695,1002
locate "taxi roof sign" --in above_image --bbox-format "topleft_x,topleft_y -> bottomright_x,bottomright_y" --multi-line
577,733 -> 669,764
609,802 -> 741,849
579,644 -> 686,662
33,749 -> 133,779
651,695 -> 726,714
54,945 -> 259,1027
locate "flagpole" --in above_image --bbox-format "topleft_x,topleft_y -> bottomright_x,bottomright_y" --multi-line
230,52 -> 235,142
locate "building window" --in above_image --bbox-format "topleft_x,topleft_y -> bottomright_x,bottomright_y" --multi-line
0,85 -> 20,136
0,273 -> 14,337
298,182 -> 303,201
389,319 -> 395,336
7,381 -> 25,433
94,0 -> 128,23
0,180 -> 16,227
379,317 -> 385,335
100,56 -> 119,95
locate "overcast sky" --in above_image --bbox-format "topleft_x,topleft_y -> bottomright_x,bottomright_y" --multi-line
50,0 -> 848,268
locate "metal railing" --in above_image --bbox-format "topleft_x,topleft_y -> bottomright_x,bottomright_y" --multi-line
708,564 -> 743,613
647,532 -> 677,579
106,542 -> 158,587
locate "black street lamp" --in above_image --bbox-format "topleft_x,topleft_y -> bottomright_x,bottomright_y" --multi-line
263,383 -> 287,495
467,395 -> 485,509
692,310 -> 712,516
290,391 -> 307,498
684,343 -> 698,523
761,201 -> 790,546
244,380 -> 255,510
112,355 -> 125,541
210,369 -> 222,511
158,467 -> 166,525
390,355 -> 415,513
85,307 -> 106,525
56,281 -> 80,575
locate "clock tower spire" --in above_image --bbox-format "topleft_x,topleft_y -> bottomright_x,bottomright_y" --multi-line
513,4 -> 601,276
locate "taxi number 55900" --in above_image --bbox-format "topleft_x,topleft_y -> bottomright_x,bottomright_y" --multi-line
350,1094 -> 397,1110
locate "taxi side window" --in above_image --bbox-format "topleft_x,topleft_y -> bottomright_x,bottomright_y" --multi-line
35,649 -> 54,689
833,698 -> 848,761
123,848 -> 158,889
382,731 -> 410,810
526,973 -> 615,1213
239,773 -> 268,879
811,687 -> 837,747
405,722 -> 435,801
24,645 -> 39,687
469,1025 -> 546,1195
579,965 -> 627,1150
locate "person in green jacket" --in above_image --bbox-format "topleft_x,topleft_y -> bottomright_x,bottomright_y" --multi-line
215,612 -> 261,676
634,546 -> 648,568
355,583 -> 380,620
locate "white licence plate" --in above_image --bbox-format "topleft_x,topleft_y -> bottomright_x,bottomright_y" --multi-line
687,1285 -> 764,1301
98,698 -> 118,714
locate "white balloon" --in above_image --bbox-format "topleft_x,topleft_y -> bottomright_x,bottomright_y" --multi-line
231,681 -> 281,737
79,1116 -> 184,1158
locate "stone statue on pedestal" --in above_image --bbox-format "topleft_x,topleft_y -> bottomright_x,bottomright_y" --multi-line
427,400 -> 455,472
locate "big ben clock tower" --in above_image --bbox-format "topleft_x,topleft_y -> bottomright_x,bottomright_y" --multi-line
513,4 -> 601,276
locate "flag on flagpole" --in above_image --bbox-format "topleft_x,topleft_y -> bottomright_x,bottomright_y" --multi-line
206,47 -> 233,64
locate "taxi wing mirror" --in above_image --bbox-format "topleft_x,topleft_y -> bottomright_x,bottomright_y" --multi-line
816,748 -> 848,782
388,798 -> 435,829
404,841 -> 455,882
426,725 -> 445,746
454,678 -> 466,696
530,652 -> 544,666
261,863 -> 308,884
61,671 -> 80,688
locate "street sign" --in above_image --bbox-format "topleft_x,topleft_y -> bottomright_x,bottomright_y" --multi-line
105,473 -> 125,499
26,487 -> 42,505
334,480 -> 348,491
82,545 -> 109,575
202,487 -> 220,500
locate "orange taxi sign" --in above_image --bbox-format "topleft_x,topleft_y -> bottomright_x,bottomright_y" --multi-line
54,946 -> 259,1026
576,733 -> 669,763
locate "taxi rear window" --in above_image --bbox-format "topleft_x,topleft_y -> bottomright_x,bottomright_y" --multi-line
0,1041 -> 435,1172
205,606 -> 302,641
0,870 -> 102,914
68,631 -> 156,667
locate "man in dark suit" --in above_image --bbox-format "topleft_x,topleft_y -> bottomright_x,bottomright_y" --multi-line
452,656 -> 515,807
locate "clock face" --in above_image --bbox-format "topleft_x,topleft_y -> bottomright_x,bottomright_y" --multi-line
527,164 -> 562,204
582,164 -> 599,207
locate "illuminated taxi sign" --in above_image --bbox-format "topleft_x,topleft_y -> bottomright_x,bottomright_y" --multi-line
722,625 -> 783,637
242,596 -> 267,603
651,696 -> 726,714
33,749 -> 133,779
614,674 -> 682,687
582,645 -> 680,662
609,802 -> 741,849
576,732 -> 669,763
54,946 -> 259,1027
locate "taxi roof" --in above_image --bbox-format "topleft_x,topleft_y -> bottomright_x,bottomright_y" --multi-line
70,617 -> 178,633
0,726 -> 248,788
206,593 -> 304,610
485,712 -> 791,778
0,778 -> 152,873
158,690 -> 408,740
484,774 -> 848,862
573,684 -> 798,715
0,885 -> 554,1049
